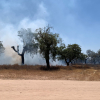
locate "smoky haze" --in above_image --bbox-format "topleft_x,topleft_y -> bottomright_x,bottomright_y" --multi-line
0,2 -> 62,65
0,19 -> 48,65
0,2 -> 45,65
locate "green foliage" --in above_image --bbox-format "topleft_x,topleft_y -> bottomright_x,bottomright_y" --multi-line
79,53 -> 88,60
57,44 -> 82,65
36,26 -> 62,68
67,44 -> 81,60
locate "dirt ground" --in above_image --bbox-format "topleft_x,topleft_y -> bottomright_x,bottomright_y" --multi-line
0,80 -> 100,100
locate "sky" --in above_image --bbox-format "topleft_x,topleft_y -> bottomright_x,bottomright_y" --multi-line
0,0 -> 100,64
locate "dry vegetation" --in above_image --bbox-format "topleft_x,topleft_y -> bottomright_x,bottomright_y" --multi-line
0,64 -> 100,81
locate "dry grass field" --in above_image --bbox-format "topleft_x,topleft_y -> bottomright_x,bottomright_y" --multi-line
0,64 -> 100,81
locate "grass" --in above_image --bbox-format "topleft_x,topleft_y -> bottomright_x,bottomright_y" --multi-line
0,64 -> 100,81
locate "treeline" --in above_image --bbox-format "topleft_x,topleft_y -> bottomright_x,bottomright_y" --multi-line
0,26 -> 100,69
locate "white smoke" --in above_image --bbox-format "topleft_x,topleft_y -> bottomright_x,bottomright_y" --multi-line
0,2 -> 63,65
0,2 -> 48,65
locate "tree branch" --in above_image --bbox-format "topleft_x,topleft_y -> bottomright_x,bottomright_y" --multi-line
11,46 -> 22,56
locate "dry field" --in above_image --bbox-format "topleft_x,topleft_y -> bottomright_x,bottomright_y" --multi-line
0,64 -> 100,80
1,64 -> 100,100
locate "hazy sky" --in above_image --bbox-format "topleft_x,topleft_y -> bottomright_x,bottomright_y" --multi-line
0,0 -> 100,61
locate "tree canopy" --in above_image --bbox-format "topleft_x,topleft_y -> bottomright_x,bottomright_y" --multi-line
36,26 -> 62,69
18,28 -> 38,56
11,28 -> 38,65
86,49 -> 97,64
58,44 -> 81,66
79,53 -> 88,64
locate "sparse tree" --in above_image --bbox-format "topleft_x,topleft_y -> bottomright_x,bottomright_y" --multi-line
11,28 -> 38,65
36,26 -> 62,69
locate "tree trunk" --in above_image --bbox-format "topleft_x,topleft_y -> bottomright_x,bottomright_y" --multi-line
11,46 -> 25,65
65,59 -> 69,66
21,54 -> 24,65
67,62 -> 69,66
69,59 -> 72,64
46,58 -> 50,69
45,49 -> 50,69
94,60 -> 95,64
85,59 -> 87,64
76,59 -> 77,64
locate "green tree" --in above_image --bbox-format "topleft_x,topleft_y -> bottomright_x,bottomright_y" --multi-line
58,44 -> 81,66
36,26 -> 62,69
